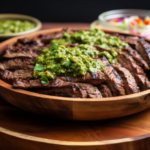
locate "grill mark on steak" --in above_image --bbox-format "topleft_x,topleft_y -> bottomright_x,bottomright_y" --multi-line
97,57 -> 125,96
135,39 -> 150,68
13,78 -> 102,98
122,47 -> 149,70
98,84 -> 113,97
112,62 -> 139,94
90,72 -> 97,79
0,58 -> 34,70
3,48 -> 41,59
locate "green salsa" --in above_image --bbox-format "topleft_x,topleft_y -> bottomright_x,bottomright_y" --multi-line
0,20 -> 35,34
33,29 -> 126,84
33,44 -> 105,81
51,28 -> 128,50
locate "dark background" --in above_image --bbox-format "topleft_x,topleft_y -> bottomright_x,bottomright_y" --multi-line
0,0 -> 150,23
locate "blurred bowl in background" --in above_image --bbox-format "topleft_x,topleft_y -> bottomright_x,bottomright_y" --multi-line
91,9 -> 150,39
0,14 -> 42,39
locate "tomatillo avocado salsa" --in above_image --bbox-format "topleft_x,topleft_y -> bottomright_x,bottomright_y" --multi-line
51,28 -> 128,50
33,45 -> 104,81
33,44 -> 118,84
0,20 -> 35,34
33,29 -> 124,84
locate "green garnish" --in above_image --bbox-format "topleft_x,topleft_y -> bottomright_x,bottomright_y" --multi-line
34,64 -> 43,71
41,75 -> 49,84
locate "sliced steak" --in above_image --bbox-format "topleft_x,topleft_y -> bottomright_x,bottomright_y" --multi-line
36,86 -> 83,98
3,48 -> 40,58
112,62 -> 139,94
13,78 -> 102,98
98,84 -> 113,97
58,70 -> 106,85
97,57 -> 126,96
0,58 -> 34,70
135,74 -> 150,91
116,52 -> 150,90
111,34 -> 139,48
116,52 -> 145,75
0,70 -> 33,80
122,47 -> 149,70
15,37 -> 44,47
1,69 -> 105,85
39,31 -> 64,44
135,39 -> 150,68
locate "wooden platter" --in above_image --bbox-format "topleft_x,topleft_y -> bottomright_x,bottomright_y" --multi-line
1,28 -> 150,120
1,98 -> 150,150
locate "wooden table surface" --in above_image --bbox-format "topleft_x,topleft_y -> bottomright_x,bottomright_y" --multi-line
1,23 -> 150,150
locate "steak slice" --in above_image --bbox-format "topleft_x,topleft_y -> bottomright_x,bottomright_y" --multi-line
13,78 -> 102,98
0,58 -> 35,70
3,48 -> 40,59
39,30 -> 64,44
111,34 -> 139,48
122,47 -> 149,70
97,57 -> 126,96
135,39 -> 150,67
116,52 -> 150,90
1,69 -> 105,85
0,70 -> 33,80
15,37 -> 44,47
58,70 -> 106,85
98,84 -> 113,97
112,62 -> 139,94
116,52 -> 145,75
135,74 -> 150,91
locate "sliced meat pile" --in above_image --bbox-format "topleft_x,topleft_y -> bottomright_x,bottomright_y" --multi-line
13,78 -> 102,98
1,30 -> 150,98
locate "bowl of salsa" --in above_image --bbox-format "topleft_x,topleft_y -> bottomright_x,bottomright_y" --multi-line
91,9 -> 150,39
0,14 -> 42,39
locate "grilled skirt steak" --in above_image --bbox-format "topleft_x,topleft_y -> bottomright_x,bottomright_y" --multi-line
2,29 -> 150,98
0,70 -> 33,80
116,52 -> 150,90
58,70 -> 106,85
121,47 -> 149,70
98,84 -> 113,97
0,58 -> 35,70
39,31 -> 64,44
3,48 -> 40,59
112,62 -> 139,94
1,70 -> 106,85
111,34 -> 140,48
135,39 -> 150,68
97,57 -> 126,96
13,78 -> 102,98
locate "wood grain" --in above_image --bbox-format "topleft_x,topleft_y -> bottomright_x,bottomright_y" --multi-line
0,28 -> 150,120
1,98 -> 150,149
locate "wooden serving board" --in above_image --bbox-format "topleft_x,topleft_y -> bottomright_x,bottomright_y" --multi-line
0,97 -> 150,150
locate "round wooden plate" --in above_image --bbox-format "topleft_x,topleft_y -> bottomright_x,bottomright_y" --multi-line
0,28 -> 150,121
1,98 -> 150,150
